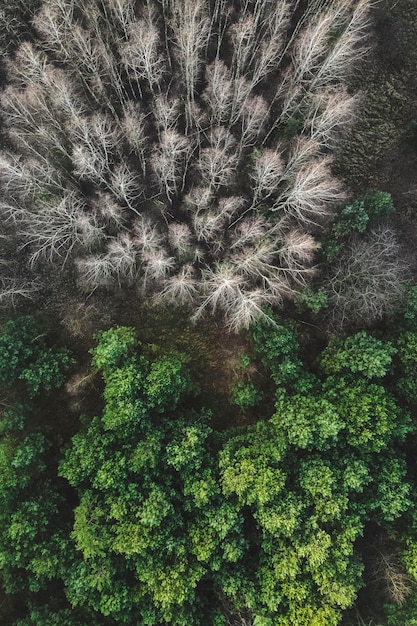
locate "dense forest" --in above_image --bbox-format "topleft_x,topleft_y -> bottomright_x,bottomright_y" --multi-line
1,0 -> 417,624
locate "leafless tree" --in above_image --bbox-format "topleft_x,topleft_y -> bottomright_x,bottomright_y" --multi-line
249,149 -> 285,208
194,263 -> 247,319
325,226 -> 407,328
76,255 -> 115,288
42,66 -> 87,121
229,15 -> 257,80
275,157 -> 346,226
238,95 -> 269,152
167,223 -> 193,259
193,196 -> 245,245
6,41 -> 47,87
75,212 -> 105,250
106,234 -> 138,281
251,1 -> 291,84
169,0 -> 210,121
121,19 -> 166,93
370,536 -> 415,607
151,130 -> 191,201
102,0 -> 135,38
20,192 -> 87,267
92,192 -> 127,230
303,89 -> 359,149
133,217 -> 165,256
158,264 -> 199,306
278,229 -> 319,272
229,216 -> 269,250
0,154 -> 65,202
308,0 -> 370,94
142,248 -> 176,288
203,60 -> 234,126
0,0 -> 369,330
0,277 -> 39,308
109,163 -> 142,214
153,95 -> 181,133
121,101 -> 147,176
198,128 -> 237,192
31,0 -> 74,62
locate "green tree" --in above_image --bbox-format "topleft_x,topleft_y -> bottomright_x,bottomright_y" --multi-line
0,316 -> 73,395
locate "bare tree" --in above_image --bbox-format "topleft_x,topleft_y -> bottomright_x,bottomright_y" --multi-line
121,101 -> 147,176
238,95 -> 269,152
106,234 -> 138,281
169,0 -> 210,118
194,263 -> 247,319
278,228 -> 319,273
249,149 -> 285,208
203,60 -> 234,126
303,88 -> 359,149
142,248 -> 176,287
76,255 -> 115,288
92,192 -> 127,230
75,212 -> 105,250
41,66 -> 87,121
325,226 -> 407,328
229,216 -> 269,249
229,15 -> 257,79
133,217 -> 165,256
102,0 -> 135,37
31,0 -> 74,62
70,113 -> 121,185
151,130 -> 191,201
193,196 -> 245,245
6,41 -> 47,87
0,0 -> 369,330
274,157 -> 346,226
153,95 -> 181,133
158,264 -> 199,306
250,1 -> 290,86
0,153 -> 65,202
121,19 -> 166,93
20,192 -> 87,267
109,163 -> 142,214
167,223 -> 194,259
198,128 -> 237,192
308,0 -> 370,94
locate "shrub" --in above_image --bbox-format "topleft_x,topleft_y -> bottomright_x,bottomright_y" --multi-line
231,382 -> 262,410
0,316 -> 73,394
331,191 -> 394,239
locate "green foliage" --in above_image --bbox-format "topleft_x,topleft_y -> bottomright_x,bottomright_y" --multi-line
400,283 -> 417,328
319,331 -> 397,379
145,354 -> 195,411
331,192 -> 394,239
363,191 -> 395,222
295,287 -> 328,314
0,316 -> 38,384
248,313 -> 313,391
332,199 -> 369,238
394,331 -> 417,404
231,382 -> 262,409
0,316 -> 73,394
20,347 -> 74,395
323,378 -> 410,453
283,117 -> 303,139
3,314 -> 417,624
13,603 -> 104,626
91,326 -> 138,372
60,326 -> 242,624
0,423 -> 68,594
